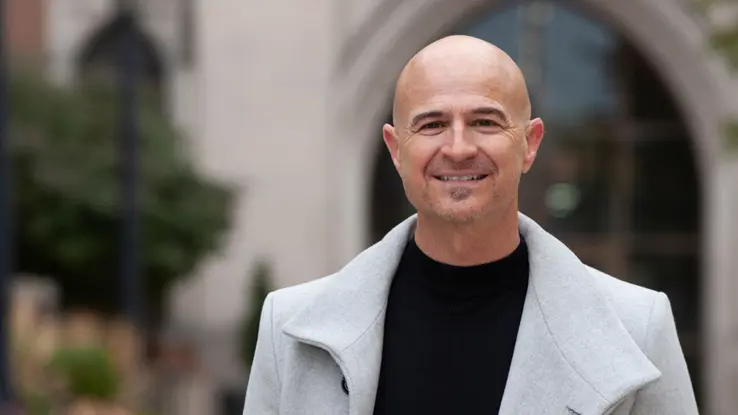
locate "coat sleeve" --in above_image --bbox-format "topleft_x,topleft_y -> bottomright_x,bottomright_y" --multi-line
630,292 -> 699,414
243,293 -> 281,415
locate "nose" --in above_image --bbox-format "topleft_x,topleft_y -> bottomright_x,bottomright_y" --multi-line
440,124 -> 478,162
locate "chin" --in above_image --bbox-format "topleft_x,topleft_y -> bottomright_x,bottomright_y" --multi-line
430,201 -> 487,224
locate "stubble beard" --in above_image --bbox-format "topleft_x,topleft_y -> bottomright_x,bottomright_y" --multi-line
426,187 -> 487,224
449,187 -> 472,201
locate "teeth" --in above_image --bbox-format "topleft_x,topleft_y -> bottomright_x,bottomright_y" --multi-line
440,175 -> 484,181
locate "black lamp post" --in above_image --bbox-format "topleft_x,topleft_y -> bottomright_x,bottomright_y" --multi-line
0,0 -> 13,408
116,0 -> 142,329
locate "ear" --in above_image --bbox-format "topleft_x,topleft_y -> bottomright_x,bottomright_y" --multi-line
522,118 -> 544,174
382,123 -> 401,171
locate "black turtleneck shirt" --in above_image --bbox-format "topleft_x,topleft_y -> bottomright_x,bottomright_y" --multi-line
372,236 -> 529,415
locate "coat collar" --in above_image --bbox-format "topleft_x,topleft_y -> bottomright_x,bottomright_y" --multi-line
283,213 -> 661,415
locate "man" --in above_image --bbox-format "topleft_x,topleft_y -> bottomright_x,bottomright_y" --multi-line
243,35 -> 698,414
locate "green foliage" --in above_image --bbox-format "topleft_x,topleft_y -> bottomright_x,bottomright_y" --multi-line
725,121 -> 738,150
9,71 -> 234,317
241,261 -> 272,368
22,392 -> 52,415
710,27 -> 738,71
48,347 -> 120,400
696,0 -> 738,154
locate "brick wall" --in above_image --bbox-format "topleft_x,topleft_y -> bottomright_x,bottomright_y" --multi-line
6,0 -> 45,58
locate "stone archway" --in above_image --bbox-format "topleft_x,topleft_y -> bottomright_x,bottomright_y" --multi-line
337,0 -> 728,167
331,0 -> 738,413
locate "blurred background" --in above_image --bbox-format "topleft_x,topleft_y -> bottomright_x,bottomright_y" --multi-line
1,0 -> 737,414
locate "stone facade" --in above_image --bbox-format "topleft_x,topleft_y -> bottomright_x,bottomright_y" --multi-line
17,0 -> 738,413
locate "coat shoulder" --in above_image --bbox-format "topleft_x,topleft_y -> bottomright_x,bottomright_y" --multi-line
585,265 -> 661,350
267,273 -> 338,323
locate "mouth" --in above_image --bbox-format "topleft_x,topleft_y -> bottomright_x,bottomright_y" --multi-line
433,174 -> 489,182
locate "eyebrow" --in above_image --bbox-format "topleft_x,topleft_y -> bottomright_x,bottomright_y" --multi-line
409,106 -> 511,128
409,110 -> 445,128
471,106 -> 510,125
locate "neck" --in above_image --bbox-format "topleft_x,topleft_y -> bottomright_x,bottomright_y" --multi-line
414,207 -> 520,266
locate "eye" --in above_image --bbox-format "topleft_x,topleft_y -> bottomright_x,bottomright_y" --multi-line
421,121 -> 445,130
472,119 -> 498,127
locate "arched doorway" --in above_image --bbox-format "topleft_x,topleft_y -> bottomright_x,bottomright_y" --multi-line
370,0 -> 702,405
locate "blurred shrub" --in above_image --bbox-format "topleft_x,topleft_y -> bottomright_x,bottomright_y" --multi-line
24,392 -> 52,415
240,261 -> 272,368
49,346 -> 120,400
8,71 -> 234,321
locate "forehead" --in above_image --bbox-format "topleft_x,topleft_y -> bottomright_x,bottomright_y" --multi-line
400,60 -> 517,119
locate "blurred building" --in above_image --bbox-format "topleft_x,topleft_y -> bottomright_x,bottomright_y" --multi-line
6,0 -> 738,414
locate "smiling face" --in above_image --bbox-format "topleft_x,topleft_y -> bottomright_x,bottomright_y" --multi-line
384,36 -> 545,224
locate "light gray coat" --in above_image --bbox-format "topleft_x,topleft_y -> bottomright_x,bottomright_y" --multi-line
243,214 -> 699,414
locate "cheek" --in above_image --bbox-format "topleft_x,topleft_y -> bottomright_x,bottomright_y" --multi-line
400,141 -> 437,179
479,137 -> 525,169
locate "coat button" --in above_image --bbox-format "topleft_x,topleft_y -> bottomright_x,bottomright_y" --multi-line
341,376 -> 349,395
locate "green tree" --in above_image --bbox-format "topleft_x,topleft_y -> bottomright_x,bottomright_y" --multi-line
696,0 -> 738,151
240,261 -> 272,368
9,71 -> 234,323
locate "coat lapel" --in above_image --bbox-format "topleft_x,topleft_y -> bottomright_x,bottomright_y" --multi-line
282,216 -> 415,415
499,215 -> 661,414
283,214 -> 662,415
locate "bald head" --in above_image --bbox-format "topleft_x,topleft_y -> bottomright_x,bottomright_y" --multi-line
381,35 -> 546,240
392,35 -> 531,130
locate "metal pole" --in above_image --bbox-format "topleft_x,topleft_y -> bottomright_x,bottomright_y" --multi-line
0,0 -> 14,408
117,1 -> 142,328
